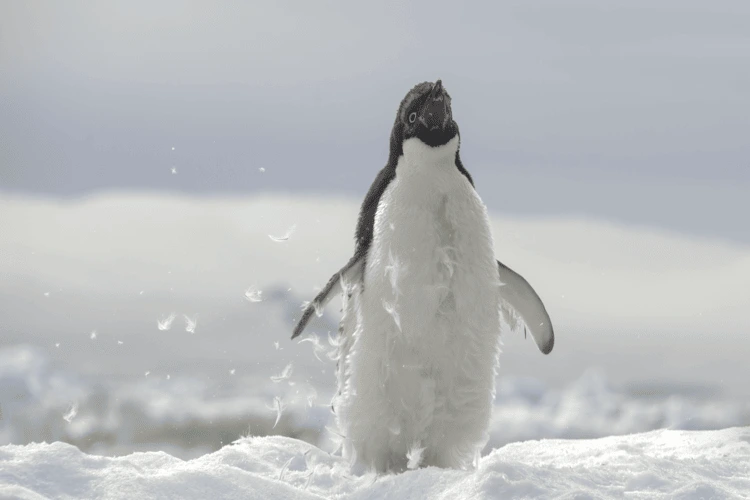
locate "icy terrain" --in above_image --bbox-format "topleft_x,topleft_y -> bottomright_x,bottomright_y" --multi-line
2,428 -> 749,499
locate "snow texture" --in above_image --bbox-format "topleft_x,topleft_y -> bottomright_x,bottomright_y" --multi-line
1,428 -> 749,499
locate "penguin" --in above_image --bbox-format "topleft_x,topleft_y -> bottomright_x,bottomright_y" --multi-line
291,80 -> 554,473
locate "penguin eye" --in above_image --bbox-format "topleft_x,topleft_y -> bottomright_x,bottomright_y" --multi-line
408,112 -> 417,124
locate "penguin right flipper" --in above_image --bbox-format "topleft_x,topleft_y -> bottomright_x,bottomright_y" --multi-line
497,260 -> 555,355
291,254 -> 364,339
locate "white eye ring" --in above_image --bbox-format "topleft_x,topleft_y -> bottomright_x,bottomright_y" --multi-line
408,112 -> 417,123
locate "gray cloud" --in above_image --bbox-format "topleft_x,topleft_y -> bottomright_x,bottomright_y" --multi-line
1,1 -> 749,241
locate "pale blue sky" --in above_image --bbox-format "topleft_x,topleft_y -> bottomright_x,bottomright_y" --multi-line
1,1 -> 749,242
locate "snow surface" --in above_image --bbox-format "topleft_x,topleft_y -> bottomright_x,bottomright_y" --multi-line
1,428 -> 749,499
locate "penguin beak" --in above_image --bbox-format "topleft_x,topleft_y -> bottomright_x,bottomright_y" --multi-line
420,80 -> 451,131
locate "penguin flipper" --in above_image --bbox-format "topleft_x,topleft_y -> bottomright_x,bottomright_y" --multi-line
497,260 -> 554,354
291,254 -> 364,340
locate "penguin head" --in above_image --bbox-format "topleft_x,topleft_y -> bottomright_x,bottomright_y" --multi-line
391,80 -> 459,151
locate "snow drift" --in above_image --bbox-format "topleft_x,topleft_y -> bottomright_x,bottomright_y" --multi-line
2,428 -> 749,499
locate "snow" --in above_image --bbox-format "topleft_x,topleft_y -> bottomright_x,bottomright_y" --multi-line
1,428 -> 749,499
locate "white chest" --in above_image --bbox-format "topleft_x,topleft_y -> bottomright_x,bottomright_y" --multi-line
364,136 -> 499,338
337,137 -> 502,471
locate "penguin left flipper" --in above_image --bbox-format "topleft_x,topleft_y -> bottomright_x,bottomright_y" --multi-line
497,260 -> 555,354
291,255 -> 364,339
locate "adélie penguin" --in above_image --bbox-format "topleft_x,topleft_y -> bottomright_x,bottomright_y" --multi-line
291,80 -> 554,473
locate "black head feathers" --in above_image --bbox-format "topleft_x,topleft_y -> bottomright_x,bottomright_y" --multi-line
388,80 -> 460,160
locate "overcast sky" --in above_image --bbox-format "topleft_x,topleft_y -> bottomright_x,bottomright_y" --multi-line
1,1 -> 749,242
